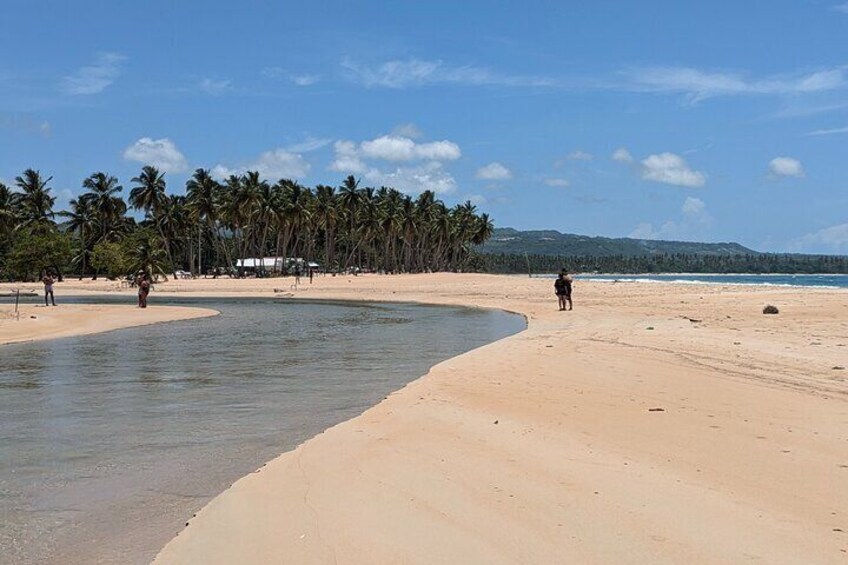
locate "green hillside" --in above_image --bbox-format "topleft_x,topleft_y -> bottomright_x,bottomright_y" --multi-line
480,228 -> 757,257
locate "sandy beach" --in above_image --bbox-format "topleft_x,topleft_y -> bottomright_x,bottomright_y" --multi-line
0,293 -> 218,346
4,274 -> 848,563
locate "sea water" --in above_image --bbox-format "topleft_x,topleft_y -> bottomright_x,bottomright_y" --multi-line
0,297 -> 524,565
570,273 -> 848,288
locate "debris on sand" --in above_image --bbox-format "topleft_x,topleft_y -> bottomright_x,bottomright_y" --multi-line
762,305 -> 779,315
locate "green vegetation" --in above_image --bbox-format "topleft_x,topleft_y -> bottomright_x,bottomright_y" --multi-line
0,168 -> 493,281
481,252 -> 848,274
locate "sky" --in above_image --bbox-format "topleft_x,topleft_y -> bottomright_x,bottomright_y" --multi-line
1,0 -> 847,254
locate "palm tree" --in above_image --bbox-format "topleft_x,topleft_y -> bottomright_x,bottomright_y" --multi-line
81,172 -> 127,243
130,166 -> 174,274
15,169 -> 56,230
59,197 -> 97,278
314,185 -> 339,270
0,182 -> 19,236
186,168 -> 228,273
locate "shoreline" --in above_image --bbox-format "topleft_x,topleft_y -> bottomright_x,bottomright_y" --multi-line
0,302 -> 219,346
4,274 -> 847,563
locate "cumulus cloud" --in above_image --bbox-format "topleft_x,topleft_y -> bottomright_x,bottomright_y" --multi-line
360,135 -> 461,161
630,197 -> 712,241
286,137 -> 332,153
475,162 -> 512,181
566,150 -> 593,161
681,196 -> 706,215
329,140 -> 367,174
768,156 -> 804,178
341,58 -> 554,89
612,147 -> 634,163
363,161 -> 457,195
544,178 -> 570,188
212,148 -> 310,180
329,133 -> 462,194
641,152 -> 706,187
123,137 -> 188,173
790,223 -> 848,253
61,52 -> 126,95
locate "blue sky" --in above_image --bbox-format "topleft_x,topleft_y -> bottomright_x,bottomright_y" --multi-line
2,0 -> 848,253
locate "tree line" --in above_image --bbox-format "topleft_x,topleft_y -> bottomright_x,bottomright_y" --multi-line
0,167 -> 494,281
482,252 -> 848,275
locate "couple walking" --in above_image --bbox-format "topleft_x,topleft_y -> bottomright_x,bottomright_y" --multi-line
554,270 -> 573,311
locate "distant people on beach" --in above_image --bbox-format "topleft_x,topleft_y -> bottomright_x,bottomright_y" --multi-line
308,266 -> 314,284
554,269 -> 573,311
41,271 -> 56,306
136,271 -> 151,308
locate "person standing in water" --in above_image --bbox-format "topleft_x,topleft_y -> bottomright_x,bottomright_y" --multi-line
136,271 -> 151,308
42,271 -> 56,306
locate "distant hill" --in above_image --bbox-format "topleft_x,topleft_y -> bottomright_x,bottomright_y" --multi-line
480,228 -> 757,257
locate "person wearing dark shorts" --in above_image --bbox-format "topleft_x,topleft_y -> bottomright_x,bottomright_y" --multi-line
554,271 -> 567,311
562,270 -> 573,310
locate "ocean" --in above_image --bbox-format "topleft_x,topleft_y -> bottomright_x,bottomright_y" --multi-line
570,273 -> 848,289
0,296 -> 525,565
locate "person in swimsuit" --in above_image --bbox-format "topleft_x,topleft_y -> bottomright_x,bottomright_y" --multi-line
136,271 -> 151,308
42,271 -> 56,306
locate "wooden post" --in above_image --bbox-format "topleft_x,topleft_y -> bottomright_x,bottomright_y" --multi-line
15,288 -> 20,321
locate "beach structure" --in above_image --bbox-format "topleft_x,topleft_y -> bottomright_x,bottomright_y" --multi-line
235,257 -> 309,275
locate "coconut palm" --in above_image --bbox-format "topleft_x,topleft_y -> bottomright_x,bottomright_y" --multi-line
81,172 -> 127,243
59,197 -> 97,278
15,169 -> 56,230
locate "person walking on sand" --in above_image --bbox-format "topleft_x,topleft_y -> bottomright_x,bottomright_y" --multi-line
42,271 -> 56,306
562,269 -> 573,311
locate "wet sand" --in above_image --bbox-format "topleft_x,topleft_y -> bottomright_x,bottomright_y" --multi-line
5,274 -> 848,563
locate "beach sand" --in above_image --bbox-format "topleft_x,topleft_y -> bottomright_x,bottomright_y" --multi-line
0,294 -> 218,346
5,274 -> 848,563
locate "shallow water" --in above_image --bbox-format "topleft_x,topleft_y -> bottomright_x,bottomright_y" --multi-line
0,296 -> 524,565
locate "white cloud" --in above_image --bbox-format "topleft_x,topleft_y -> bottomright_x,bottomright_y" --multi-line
39,121 -> 51,137
804,126 -> 848,136
467,194 -> 488,205
261,67 -> 284,79
790,223 -> 848,253
682,196 -> 706,215
544,178 -> 570,188
612,147 -> 634,163
360,135 -> 461,161
212,148 -> 310,181
392,123 -> 423,139
833,3 -> 848,14
623,66 -> 847,103
630,197 -> 712,241
286,137 -> 332,153
566,150 -> 593,161
475,162 -> 512,181
199,78 -> 232,95
641,152 -> 706,187
123,137 -> 188,173
329,140 -> 368,174
768,156 -> 804,178
60,52 -> 126,95
364,161 -> 456,195
291,74 -> 319,86
341,58 -> 554,89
